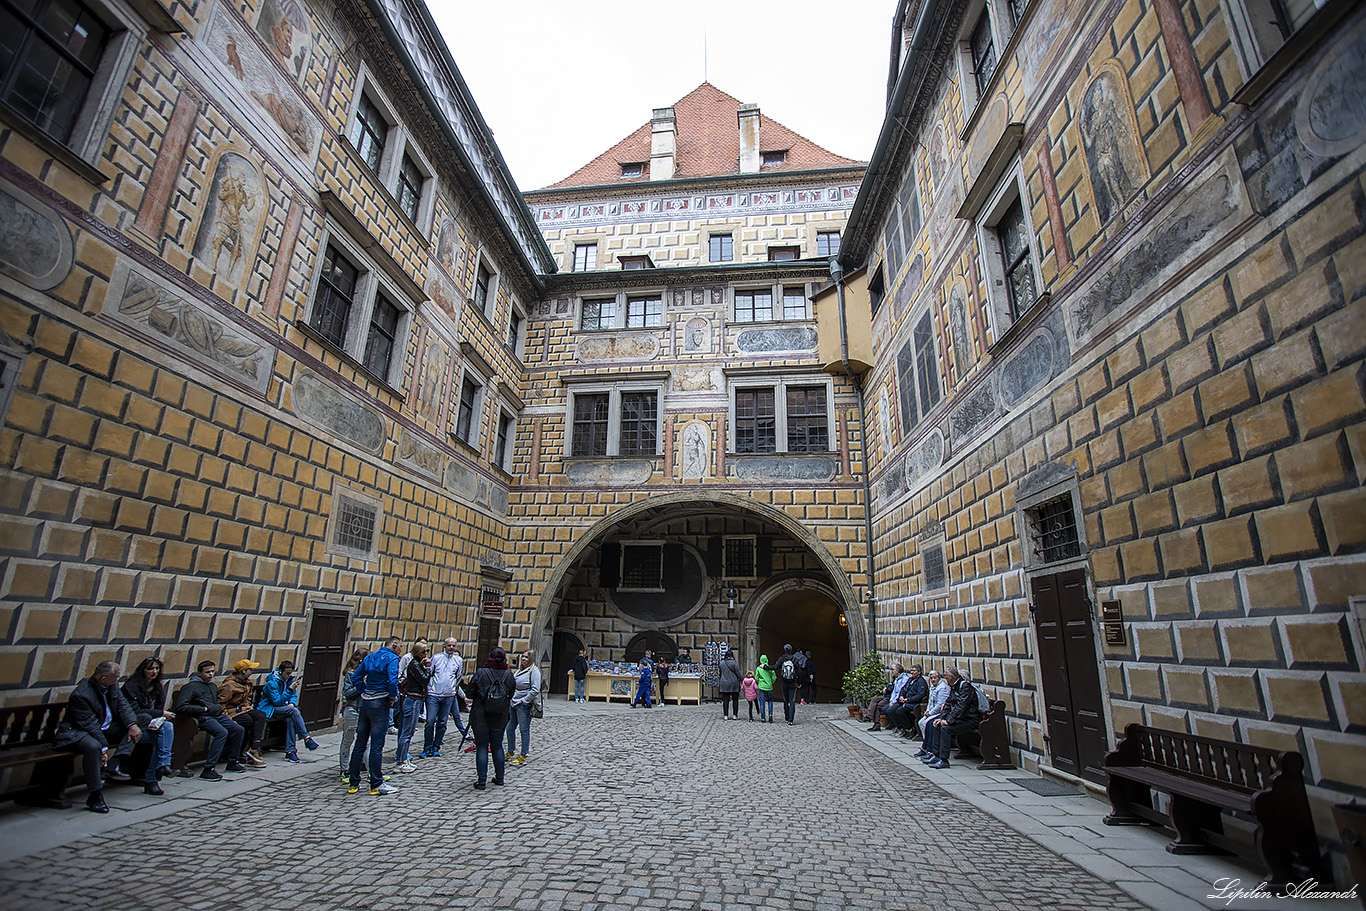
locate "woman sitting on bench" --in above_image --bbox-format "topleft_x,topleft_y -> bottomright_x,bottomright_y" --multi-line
121,657 -> 175,792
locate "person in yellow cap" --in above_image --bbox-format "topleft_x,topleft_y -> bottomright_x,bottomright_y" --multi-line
218,659 -> 268,767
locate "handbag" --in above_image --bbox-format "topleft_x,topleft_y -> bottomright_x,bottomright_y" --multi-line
530,698 -> 543,719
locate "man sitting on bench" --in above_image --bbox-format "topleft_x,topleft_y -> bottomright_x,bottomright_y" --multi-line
51,660 -> 142,813
172,661 -> 246,781
867,662 -> 909,731
920,666 -> 981,769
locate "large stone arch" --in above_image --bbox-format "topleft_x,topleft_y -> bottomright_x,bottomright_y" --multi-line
528,490 -> 868,666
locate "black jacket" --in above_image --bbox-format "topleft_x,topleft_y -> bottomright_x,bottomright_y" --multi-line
463,667 -> 515,730
573,656 -> 589,680
942,679 -> 982,726
173,678 -> 225,717
53,676 -> 137,748
901,675 -> 930,707
401,659 -> 432,699
121,671 -> 167,725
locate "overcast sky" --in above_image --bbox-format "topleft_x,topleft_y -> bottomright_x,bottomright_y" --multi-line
432,0 -> 897,192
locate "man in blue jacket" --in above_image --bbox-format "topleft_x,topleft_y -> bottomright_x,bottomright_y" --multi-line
346,636 -> 402,795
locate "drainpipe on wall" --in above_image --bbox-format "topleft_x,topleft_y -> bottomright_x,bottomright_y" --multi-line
830,257 -> 878,650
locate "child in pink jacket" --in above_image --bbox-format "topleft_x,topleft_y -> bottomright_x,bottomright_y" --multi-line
741,672 -> 760,721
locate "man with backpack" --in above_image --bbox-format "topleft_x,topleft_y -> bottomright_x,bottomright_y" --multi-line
920,666 -> 982,769
776,644 -> 803,725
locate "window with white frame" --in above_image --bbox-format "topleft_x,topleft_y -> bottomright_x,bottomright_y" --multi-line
709,234 -> 734,262
1224,0 -> 1331,86
896,310 -> 943,433
733,285 -> 809,323
453,370 -> 486,447
625,294 -> 663,328
974,167 -> 1042,339
816,231 -> 841,258
573,243 -> 598,271
346,71 -> 436,231
305,231 -> 413,387
620,542 -> 664,590
580,297 -> 617,331
729,376 -> 833,454
0,0 -> 151,165
566,380 -> 664,458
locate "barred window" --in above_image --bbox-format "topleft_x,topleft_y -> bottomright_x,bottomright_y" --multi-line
1029,495 -> 1082,565
724,536 -> 756,578
327,488 -> 383,561
621,543 -> 663,590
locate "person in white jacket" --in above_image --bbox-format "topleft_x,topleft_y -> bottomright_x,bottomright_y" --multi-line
505,649 -> 542,765
423,638 -> 466,756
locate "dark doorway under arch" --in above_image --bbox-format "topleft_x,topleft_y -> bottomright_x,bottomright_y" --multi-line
756,589 -> 850,703
624,630 -> 678,663
549,630 -> 584,695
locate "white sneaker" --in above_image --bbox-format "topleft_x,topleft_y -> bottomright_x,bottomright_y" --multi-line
396,761 -> 417,773
370,782 -> 398,795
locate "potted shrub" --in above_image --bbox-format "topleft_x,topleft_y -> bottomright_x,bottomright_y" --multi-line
842,650 -> 886,718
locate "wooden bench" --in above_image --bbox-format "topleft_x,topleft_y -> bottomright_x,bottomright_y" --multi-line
1103,723 -> 1325,886
0,703 -> 77,808
942,700 -> 1013,770
169,682 -> 300,771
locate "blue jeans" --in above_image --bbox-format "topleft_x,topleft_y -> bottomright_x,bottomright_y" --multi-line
473,724 -> 505,784
757,688 -> 774,720
395,694 -> 421,762
153,722 -> 174,768
268,704 -> 307,752
198,715 -> 244,770
506,702 -> 532,756
424,694 -> 464,752
574,678 -> 585,700
348,699 -> 389,789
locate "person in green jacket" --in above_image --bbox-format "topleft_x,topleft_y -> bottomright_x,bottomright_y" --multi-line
754,655 -> 776,723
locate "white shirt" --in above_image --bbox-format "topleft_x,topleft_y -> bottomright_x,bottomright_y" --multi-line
888,672 -> 911,702
924,680 -> 951,718
428,651 -> 464,696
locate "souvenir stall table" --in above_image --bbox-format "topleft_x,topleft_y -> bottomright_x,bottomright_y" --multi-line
566,661 -> 704,705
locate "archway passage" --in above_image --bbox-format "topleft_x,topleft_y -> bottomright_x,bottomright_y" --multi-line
757,589 -> 849,703
624,631 -> 679,662
549,630 -> 584,695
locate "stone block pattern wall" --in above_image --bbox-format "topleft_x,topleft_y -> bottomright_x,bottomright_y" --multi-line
0,0 -> 535,701
858,0 -> 1366,849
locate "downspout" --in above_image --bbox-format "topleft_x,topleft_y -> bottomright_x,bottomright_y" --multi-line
830,258 -> 878,650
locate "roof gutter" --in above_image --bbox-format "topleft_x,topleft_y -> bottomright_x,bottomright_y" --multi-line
841,0 -> 943,267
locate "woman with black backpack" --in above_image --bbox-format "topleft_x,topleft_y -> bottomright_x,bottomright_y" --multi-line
462,647 -> 515,790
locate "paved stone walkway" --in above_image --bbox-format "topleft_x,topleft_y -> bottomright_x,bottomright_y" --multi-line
0,704 -> 1346,910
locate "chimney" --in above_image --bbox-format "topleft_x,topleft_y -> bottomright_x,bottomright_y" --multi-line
737,103 -> 760,173
650,107 -> 676,181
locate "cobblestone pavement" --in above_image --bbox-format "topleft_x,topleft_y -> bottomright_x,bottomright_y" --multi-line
0,705 -> 1154,911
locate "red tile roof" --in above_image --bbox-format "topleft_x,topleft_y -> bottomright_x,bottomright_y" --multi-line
538,83 -> 864,190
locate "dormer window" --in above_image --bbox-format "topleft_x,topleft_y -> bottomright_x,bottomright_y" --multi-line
620,255 -> 654,270
620,162 -> 644,178
761,150 -> 787,167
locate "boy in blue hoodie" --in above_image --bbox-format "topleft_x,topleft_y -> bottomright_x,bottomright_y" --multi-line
347,636 -> 402,795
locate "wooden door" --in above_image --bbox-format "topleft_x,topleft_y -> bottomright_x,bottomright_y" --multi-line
1031,570 -> 1108,783
299,607 -> 349,729
549,631 -> 584,694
